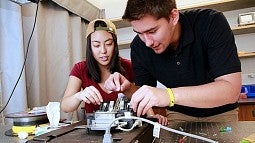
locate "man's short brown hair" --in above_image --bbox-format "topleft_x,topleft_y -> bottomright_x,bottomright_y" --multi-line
122,0 -> 176,21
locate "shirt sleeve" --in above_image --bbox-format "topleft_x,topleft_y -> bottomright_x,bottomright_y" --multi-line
70,61 -> 85,80
205,11 -> 241,79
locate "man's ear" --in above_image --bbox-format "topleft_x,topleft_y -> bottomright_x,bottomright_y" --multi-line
169,8 -> 179,25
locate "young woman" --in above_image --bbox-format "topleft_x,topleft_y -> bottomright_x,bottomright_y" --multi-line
61,19 -> 168,125
61,19 -> 133,114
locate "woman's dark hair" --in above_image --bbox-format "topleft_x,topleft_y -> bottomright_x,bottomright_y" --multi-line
122,0 -> 176,21
86,20 -> 125,82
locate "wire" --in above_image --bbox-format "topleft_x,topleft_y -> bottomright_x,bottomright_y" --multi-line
104,116 -> 218,143
0,3 -> 39,114
116,119 -> 142,132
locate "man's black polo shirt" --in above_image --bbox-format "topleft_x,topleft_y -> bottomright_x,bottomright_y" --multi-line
130,9 -> 241,117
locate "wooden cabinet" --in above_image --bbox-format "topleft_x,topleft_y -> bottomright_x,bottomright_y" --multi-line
238,98 -> 255,121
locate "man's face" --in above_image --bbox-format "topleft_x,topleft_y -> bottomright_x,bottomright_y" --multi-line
131,14 -> 177,54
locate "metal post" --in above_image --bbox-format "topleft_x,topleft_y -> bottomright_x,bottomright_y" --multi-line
0,70 -> 4,125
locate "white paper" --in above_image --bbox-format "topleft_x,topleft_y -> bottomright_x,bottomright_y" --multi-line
46,102 -> 60,128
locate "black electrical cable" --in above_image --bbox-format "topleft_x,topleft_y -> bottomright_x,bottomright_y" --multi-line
0,3 -> 39,114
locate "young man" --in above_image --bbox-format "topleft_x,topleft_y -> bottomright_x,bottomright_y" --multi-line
104,0 -> 241,122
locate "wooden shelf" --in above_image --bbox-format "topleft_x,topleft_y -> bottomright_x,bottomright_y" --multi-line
118,40 -> 131,50
238,52 -> 255,58
111,18 -> 130,29
238,98 -> 255,104
112,0 -> 255,29
116,0 -> 255,51
119,46 -> 255,59
118,25 -> 255,50
232,24 -> 255,35
179,0 -> 255,12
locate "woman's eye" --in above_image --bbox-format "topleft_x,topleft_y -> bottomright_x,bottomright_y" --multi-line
106,42 -> 113,46
93,44 -> 100,47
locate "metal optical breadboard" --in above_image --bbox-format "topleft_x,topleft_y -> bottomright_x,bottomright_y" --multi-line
154,121 -> 255,143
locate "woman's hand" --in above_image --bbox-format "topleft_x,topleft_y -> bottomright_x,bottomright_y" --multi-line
76,86 -> 103,105
104,72 -> 131,92
147,114 -> 168,126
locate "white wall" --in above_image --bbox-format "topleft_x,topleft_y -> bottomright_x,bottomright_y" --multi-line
87,0 -> 127,19
87,0 -> 102,9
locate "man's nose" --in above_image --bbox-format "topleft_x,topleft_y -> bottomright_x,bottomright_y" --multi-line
144,35 -> 153,47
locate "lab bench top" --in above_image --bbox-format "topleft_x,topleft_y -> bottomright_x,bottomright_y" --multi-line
2,120 -> 255,143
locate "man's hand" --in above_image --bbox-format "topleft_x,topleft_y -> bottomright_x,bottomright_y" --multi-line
104,72 -> 131,92
130,85 -> 170,116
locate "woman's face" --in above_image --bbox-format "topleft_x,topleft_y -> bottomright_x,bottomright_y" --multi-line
90,30 -> 115,67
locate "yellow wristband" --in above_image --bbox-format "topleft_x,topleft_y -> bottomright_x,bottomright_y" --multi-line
166,88 -> 175,107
